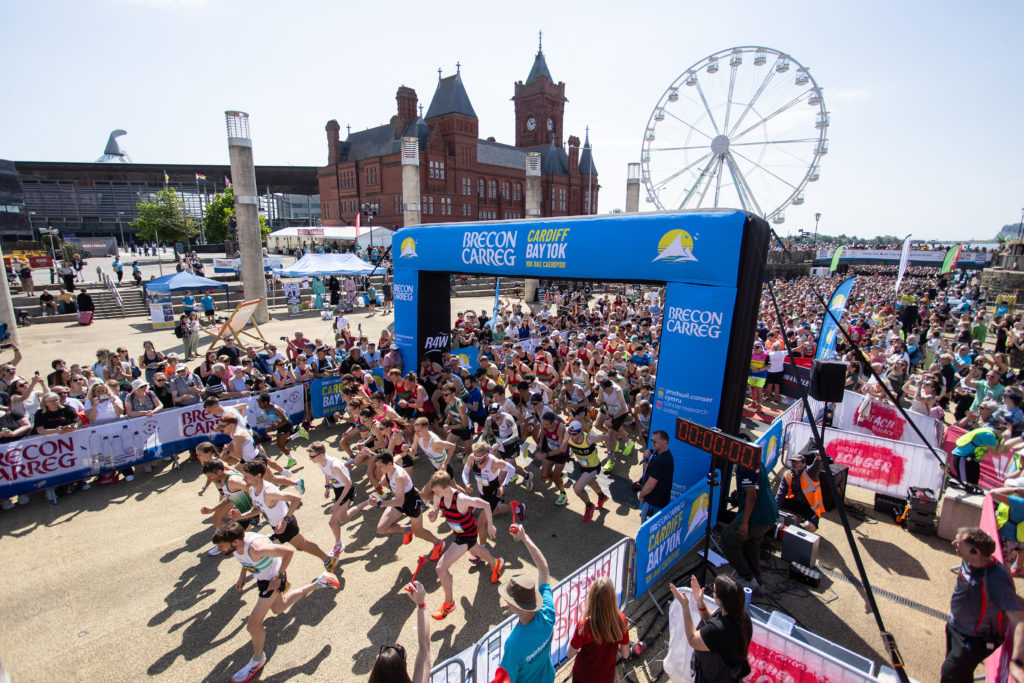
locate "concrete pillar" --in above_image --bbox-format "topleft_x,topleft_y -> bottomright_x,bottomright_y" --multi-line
626,162 -> 641,213
0,244 -> 19,345
524,152 -> 542,303
225,111 -> 269,323
401,137 -> 421,227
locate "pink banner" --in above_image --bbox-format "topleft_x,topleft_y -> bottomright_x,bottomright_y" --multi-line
826,437 -> 906,488
854,401 -> 906,441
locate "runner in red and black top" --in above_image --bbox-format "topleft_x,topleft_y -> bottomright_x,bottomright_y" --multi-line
424,470 -> 504,621
538,411 -> 570,506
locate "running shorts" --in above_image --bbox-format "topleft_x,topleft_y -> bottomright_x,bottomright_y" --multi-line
766,371 -> 784,385
748,376 -> 766,388
449,427 -> 473,441
481,479 -> 504,511
256,571 -> 288,599
331,485 -> 354,505
270,515 -> 300,544
610,414 -> 628,431
399,488 -> 426,518
454,532 -> 478,548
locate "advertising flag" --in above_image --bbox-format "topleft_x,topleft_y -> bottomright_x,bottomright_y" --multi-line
829,245 -> 844,272
894,234 -> 912,293
815,276 -> 856,360
355,209 -> 360,237
163,169 -> 169,186
941,244 -> 963,275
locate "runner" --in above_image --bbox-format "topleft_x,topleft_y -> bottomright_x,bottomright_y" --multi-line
256,392 -> 308,468
597,377 -> 632,469
537,411 -> 570,506
439,382 -> 473,459
369,452 -> 445,561
211,521 -> 340,683
308,441 -> 371,569
482,402 -> 533,489
566,420 -> 611,522
199,457 -> 258,556
218,413 -> 302,491
227,459 -> 333,569
409,416 -> 459,480
424,470 -> 504,620
462,441 -> 521,544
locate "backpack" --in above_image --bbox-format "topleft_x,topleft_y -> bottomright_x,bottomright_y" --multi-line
174,321 -> 184,339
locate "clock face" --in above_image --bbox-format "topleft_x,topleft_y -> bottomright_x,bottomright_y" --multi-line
546,117 -> 554,131
526,117 -> 536,131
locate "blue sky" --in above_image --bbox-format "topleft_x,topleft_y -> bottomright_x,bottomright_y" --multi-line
1,0 -> 1019,241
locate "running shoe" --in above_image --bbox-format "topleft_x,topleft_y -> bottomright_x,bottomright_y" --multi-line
508,474 -> 519,486
430,541 -> 445,561
344,459 -> 357,469
512,501 -> 527,522
623,441 -> 635,456
613,442 -> 622,454
491,557 -> 505,584
601,459 -> 615,474
207,546 -> 223,556
296,426 -> 310,441
596,494 -> 610,510
468,555 -> 485,565
331,541 -> 344,557
402,525 -> 414,545
231,654 -> 267,683
297,478 -> 306,495
554,492 -> 568,506
582,504 -> 595,522
314,572 -> 341,589
523,471 -> 534,491
285,457 -> 297,469
324,555 -> 339,573
432,600 -> 456,620
282,468 -> 293,477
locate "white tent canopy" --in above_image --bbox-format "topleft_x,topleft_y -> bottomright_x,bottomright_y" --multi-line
268,225 -> 396,244
272,253 -> 377,277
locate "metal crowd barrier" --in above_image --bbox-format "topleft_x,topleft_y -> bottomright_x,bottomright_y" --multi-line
428,656 -> 466,683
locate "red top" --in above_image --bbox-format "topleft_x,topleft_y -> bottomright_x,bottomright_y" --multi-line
570,614 -> 629,683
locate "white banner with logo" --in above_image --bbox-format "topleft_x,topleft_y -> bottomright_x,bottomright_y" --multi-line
0,386 -> 304,497
815,248 -> 991,266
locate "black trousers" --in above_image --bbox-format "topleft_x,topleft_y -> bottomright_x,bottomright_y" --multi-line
941,622 -> 1000,683
954,455 -> 980,486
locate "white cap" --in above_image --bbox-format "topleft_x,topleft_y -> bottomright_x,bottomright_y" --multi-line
568,420 -> 583,431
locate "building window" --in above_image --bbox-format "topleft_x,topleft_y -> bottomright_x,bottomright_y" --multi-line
325,203 -> 330,219
487,180 -> 497,199
428,160 -> 446,179
395,196 -> 403,214
441,197 -> 452,215
502,182 -> 510,200
514,183 -> 522,201
478,178 -> 485,198
584,190 -> 591,214
559,188 -> 566,211
462,203 -> 471,216
366,166 -> 379,185
461,177 -> 471,196
425,196 -> 434,215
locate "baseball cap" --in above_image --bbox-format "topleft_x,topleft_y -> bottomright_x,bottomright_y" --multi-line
487,403 -> 500,414
568,420 -> 583,432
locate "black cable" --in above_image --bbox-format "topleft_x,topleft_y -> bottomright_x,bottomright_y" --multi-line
765,279 -> 911,681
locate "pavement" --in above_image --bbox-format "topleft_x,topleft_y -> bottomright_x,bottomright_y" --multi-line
0,295 -> 956,682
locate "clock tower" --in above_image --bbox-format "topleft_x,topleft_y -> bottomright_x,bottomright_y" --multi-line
513,32 -> 566,149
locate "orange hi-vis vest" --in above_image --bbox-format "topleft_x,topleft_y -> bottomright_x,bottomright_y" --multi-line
785,469 -> 824,517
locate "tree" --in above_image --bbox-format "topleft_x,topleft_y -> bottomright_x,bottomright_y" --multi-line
131,188 -> 198,244
202,187 -> 270,243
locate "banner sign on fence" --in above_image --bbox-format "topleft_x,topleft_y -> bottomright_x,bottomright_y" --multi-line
469,538 -> 631,683
815,247 -> 991,267
785,421 -> 944,498
0,386 -> 304,498
780,358 -> 812,400
943,425 -> 1013,491
757,415 -> 785,473
214,257 -> 283,273
832,390 -> 941,448
309,376 -> 347,418
634,476 -> 720,596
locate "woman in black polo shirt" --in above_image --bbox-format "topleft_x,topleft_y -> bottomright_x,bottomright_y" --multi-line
33,391 -> 80,435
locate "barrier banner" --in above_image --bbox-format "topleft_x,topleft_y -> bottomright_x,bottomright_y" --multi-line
450,345 -> 479,373
786,421 -> 944,498
815,277 -> 856,360
511,337 -> 539,357
470,538 -> 631,681
0,386 -> 304,498
745,614 -> 880,682
214,256 -> 282,273
781,359 -> 812,400
652,282 -> 737,495
832,390 -> 942,448
815,247 -> 991,267
309,376 -> 347,418
634,476 -> 720,596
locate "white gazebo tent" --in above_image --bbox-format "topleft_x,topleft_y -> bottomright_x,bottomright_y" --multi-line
268,225 -> 396,252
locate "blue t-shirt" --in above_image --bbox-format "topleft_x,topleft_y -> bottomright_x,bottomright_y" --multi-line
201,295 -> 215,311
466,387 -> 486,417
499,583 -> 555,683
182,295 -> 196,311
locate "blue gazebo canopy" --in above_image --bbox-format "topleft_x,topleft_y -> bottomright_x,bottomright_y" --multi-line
145,271 -> 228,293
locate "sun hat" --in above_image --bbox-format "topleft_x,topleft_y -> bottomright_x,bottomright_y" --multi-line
497,574 -> 542,613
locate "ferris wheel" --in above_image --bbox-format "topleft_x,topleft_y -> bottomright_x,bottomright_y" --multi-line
640,46 -> 828,224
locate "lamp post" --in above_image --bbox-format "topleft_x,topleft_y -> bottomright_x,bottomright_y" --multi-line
361,202 -> 378,255
813,212 -> 821,248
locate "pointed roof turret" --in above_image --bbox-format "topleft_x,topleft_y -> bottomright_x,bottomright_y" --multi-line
425,70 -> 477,119
578,127 -> 597,175
525,31 -> 553,84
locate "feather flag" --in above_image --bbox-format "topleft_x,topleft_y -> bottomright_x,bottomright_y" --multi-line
355,209 -> 360,237
895,234 -> 912,294
941,244 -> 963,275
829,246 -> 844,273
163,170 -> 169,185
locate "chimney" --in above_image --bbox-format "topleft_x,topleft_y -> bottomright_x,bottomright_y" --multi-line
396,86 -> 418,125
567,135 -> 580,174
325,120 -> 340,165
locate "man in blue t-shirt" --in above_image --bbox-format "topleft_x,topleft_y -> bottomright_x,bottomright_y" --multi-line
494,526 -> 554,683
182,290 -> 196,315
200,291 -> 215,322
638,430 -> 674,522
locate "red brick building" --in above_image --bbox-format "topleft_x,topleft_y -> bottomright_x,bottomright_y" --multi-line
317,44 -> 598,229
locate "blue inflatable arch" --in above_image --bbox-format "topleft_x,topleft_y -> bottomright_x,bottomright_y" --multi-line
392,210 -> 769,493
